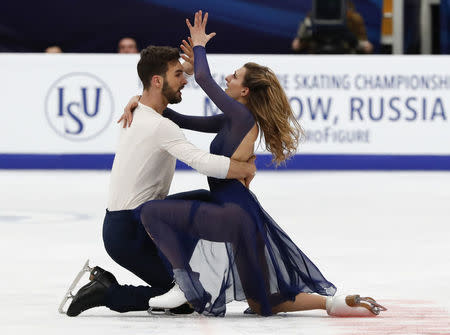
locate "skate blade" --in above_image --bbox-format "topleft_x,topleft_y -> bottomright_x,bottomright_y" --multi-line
58,259 -> 92,314
147,307 -> 173,316
346,295 -> 388,315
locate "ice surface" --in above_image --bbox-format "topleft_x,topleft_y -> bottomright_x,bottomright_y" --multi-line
1,170 -> 449,335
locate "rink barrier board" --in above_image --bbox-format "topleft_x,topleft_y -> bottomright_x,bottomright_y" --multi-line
1,55 -> 450,161
1,154 -> 450,171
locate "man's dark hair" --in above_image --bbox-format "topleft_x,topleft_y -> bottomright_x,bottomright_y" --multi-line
137,45 -> 180,89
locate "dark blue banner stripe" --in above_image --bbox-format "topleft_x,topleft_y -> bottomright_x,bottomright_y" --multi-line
442,0 -> 450,54
1,154 -> 450,171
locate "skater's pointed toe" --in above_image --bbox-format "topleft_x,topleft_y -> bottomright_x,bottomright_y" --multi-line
326,294 -> 387,317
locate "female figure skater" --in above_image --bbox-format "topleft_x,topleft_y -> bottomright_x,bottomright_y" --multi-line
128,11 -> 386,317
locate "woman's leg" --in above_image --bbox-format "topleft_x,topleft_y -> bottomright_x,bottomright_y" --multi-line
271,293 -> 387,317
140,200 -> 254,268
271,293 -> 326,314
245,294 -> 325,316
140,199 -> 271,313
166,189 -> 212,202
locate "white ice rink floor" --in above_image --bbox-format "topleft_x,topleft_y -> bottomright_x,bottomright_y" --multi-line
1,170 -> 450,335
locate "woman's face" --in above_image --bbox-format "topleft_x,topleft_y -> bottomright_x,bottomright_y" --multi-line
225,67 -> 248,100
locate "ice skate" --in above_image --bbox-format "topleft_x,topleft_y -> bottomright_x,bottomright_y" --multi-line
326,294 -> 387,317
66,265 -> 118,316
58,260 -> 93,314
148,282 -> 188,314
58,260 -> 118,316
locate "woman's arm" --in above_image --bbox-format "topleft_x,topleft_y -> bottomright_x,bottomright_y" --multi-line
187,11 -> 250,121
193,46 -> 248,121
117,35 -> 226,132
117,96 -> 224,132
163,108 -> 224,133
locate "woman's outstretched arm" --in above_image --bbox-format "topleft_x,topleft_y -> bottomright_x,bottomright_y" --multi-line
187,11 -> 251,121
117,96 -> 224,133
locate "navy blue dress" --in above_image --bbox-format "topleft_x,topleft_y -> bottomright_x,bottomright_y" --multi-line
140,46 -> 336,316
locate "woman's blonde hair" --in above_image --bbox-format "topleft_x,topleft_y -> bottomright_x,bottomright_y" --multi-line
243,62 -> 303,166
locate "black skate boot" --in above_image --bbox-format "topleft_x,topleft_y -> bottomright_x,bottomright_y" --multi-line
66,266 -> 118,317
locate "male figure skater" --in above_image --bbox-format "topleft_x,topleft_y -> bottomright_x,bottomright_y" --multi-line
63,45 -> 256,316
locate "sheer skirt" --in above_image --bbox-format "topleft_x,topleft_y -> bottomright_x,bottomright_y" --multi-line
140,180 -> 336,316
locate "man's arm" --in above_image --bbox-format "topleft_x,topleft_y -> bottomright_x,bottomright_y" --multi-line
157,118 -> 255,180
227,158 -> 256,180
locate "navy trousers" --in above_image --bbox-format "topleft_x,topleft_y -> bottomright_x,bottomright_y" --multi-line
102,189 -> 211,313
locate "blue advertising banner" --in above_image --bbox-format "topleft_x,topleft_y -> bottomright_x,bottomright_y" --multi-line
0,53 -> 449,170
0,0 -> 382,54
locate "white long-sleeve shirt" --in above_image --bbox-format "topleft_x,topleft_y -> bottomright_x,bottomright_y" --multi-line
107,103 -> 230,210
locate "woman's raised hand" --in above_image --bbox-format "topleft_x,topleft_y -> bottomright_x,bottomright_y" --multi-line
180,37 -> 194,75
186,10 -> 216,47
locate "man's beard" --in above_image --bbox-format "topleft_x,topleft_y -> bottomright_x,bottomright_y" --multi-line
162,81 -> 182,104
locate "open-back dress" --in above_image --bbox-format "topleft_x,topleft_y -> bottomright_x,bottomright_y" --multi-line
139,46 -> 336,316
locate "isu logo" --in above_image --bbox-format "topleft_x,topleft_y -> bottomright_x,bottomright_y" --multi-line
45,73 -> 114,141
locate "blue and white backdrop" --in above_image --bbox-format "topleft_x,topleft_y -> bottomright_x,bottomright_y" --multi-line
1,54 -> 449,170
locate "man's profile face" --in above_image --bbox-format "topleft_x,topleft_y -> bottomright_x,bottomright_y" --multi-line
118,38 -> 138,54
162,61 -> 187,104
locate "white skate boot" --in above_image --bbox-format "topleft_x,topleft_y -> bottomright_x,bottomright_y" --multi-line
326,295 -> 387,317
148,282 -> 188,314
